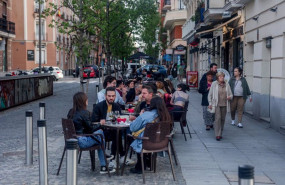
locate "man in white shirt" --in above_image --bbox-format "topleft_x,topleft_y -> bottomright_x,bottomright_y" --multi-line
97,76 -> 126,105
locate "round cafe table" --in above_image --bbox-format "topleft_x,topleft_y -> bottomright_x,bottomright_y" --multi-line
97,121 -> 130,175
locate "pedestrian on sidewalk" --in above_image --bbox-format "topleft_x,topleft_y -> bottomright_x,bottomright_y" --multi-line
208,72 -> 233,141
198,71 -> 215,131
199,63 -> 217,88
171,63 -> 178,88
228,67 -> 252,128
178,63 -> 185,82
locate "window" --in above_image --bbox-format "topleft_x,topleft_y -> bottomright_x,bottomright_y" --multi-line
35,19 -> 46,40
34,0 -> 45,13
35,49 -> 46,64
178,0 -> 185,10
2,2 -> 7,20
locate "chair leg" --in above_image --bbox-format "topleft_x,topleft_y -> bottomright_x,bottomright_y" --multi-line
78,151 -> 82,164
154,153 -> 157,173
169,139 -> 178,166
56,147 -> 66,176
107,141 -> 110,150
141,152 -> 145,184
121,143 -> 130,176
89,150 -> 95,171
167,145 -> 176,181
129,148 -> 133,159
186,121 -> 192,138
180,121 -> 187,141
102,145 -> 111,177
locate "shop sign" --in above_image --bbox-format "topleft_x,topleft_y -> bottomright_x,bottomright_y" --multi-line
166,49 -> 173,54
175,44 -> 186,51
186,71 -> 198,88
174,50 -> 186,55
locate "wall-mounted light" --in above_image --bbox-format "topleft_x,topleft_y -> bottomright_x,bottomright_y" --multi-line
270,7 -> 278,12
266,36 -> 273,48
252,16 -> 259,21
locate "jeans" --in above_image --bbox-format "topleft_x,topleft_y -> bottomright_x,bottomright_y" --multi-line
171,105 -> 183,120
77,129 -> 106,166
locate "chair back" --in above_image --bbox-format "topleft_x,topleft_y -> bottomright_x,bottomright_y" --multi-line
61,118 -> 76,141
142,121 -> 171,151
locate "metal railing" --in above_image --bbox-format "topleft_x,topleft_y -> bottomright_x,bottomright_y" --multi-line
0,18 -> 15,34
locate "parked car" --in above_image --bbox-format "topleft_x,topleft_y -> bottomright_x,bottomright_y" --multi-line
83,66 -> 95,78
137,64 -> 167,77
32,66 -> 64,80
85,65 -> 100,77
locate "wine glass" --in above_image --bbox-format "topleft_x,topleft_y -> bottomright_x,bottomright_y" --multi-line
114,111 -> 120,118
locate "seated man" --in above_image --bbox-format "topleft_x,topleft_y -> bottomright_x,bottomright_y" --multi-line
97,76 -> 126,106
92,87 -> 133,165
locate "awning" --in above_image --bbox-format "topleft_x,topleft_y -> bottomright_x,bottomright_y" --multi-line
196,15 -> 241,35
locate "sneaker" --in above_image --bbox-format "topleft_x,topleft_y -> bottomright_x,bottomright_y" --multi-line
231,120 -> 235,126
108,160 -> 116,168
119,156 -> 136,166
206,125 -> 211,131
237,123 -> 243,128
100,166 -> 116,174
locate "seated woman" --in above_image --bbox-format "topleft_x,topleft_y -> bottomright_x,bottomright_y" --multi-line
126,80 -> 136,103
67,92 -> 115,174
170,83 -> 189,120
129,96 -> 171,174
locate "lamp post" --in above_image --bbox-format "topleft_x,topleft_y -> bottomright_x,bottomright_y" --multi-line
39,0 -> 42,73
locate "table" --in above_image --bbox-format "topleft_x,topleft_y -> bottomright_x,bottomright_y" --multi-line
100,121 -> 130,175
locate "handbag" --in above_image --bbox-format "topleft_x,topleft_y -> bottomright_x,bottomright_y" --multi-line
207,106 -> 215,113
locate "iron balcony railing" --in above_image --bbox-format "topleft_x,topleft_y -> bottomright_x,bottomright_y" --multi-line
0,18 -> 15,34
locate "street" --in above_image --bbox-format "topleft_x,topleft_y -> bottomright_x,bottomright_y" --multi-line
0,78 -> 284,184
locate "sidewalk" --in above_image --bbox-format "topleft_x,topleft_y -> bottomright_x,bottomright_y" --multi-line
174,91 -> 285,185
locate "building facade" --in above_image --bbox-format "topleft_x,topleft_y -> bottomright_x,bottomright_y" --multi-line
162,0 -> 187,65
0,0 -> 15,72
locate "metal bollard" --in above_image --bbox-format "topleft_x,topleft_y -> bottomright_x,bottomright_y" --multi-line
26,110 -> 33,165
39,103 -> 45,120
66,139 -> 78,185
239,165 -> 254,185
37,120 -> 48,185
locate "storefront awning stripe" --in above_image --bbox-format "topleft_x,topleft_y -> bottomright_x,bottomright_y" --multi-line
196,15 -> 241,35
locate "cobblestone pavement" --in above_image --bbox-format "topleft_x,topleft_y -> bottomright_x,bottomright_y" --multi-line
0,78 -> 185,185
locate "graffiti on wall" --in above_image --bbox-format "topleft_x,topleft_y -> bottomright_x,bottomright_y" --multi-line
15,78 -> 35,104
0,80 -> 15,110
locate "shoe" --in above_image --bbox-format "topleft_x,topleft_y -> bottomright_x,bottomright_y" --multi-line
237,123 -> 243,128
119,156 -> 136,166
206,126 -> 210,131
100,166 -> 116,174
216,136 -> 221,141
130,167 -> 142,174
108,160 -> 116,168
210,125 -> 214,129
106,154 -> 114,161
231,120 -> 235,126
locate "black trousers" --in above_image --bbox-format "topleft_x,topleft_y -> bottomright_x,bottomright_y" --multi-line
135,153 -> 151,170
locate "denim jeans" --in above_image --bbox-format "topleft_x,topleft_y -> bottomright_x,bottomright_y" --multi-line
77,129 -> 106,166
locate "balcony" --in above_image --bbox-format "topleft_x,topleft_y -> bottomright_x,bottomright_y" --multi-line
163,9 -> 187,29
234,0 -> 252,4
0,18 -> 15,37
162,0 -> 171,12
204,0 -> 225,24
182,19 -> 195,40
224,0 -> 243,11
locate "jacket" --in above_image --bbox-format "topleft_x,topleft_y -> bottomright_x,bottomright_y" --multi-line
67,109 -> 101,135
91,101 -> 121,122
130,109 -> 158,153
208,81 -> 233,112
198,81 -> 211,106
228,76 -> 251,100
126,88 -> 136,103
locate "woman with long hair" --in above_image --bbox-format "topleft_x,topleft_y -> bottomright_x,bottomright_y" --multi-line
170,83 -> 189,120
67,92 -> 115,174
129,96 -> 171,174
229,67 -> 252,128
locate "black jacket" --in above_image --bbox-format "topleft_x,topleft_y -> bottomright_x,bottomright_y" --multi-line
91,101 -> 121,122
171,67 -> 177,78
198,73 -> 216,106
126,88 -> 136,103
67,109 -> 101,135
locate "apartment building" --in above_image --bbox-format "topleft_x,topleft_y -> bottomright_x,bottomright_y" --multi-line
0,0 -> 15,72
162,0 -> 187,64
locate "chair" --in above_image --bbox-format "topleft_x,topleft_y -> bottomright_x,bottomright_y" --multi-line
169,101 -> 191,141
57,118 -> 111,176
121,121 -> 176,184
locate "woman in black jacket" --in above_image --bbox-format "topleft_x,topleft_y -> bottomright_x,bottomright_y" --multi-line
67,92 -> 115,174
126,80 -> 136,103
198,71 -> 215,130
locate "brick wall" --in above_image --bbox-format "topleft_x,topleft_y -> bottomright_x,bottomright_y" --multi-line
170,25 -> 182,43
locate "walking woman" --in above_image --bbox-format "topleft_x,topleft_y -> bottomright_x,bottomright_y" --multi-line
67,92 -> 115,174
129,96 -> 171,174
198,71 -> 215,130
229,67 -> 252,128
208,72 -> 233,141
